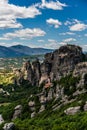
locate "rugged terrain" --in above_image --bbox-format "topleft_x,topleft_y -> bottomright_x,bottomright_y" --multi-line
0,44 -> 87,130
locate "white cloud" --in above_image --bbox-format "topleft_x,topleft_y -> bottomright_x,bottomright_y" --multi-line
81,44 -> 87,51
38,40 -> 45,42
46,18 -> 62,28
48,39 -> 57,43
0,0 -> 41,28
85,34 -> 87,37
0,42 -> 7,46
64,19 -> 87,31
0,41 -> 24,47
63,38 -> 76,42
64,19 -> 80,26
65,19 -> 87,31
64,21 -> 72,26
45,38 -> 76,49
59,38 -> 76,45
70,23 -> 87,31
3,28 -> 46,39
46,39 -> 59,49
0,19 -> 22,29
39,0 -> 67,10
59,32 -> 75,35
0,37 -> 10,40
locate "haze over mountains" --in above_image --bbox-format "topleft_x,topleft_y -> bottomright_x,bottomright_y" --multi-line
0,45 -> 53,58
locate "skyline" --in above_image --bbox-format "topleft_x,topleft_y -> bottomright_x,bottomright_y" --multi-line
0,0 -> 87,50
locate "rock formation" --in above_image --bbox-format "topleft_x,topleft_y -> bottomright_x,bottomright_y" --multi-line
12,105 -> 22,120
64,106 -> 80,115
3,122 -> 15,130
14,44 -> 85,87
0,114 -> 4,124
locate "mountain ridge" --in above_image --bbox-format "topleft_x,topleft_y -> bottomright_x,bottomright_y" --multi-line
0,45 -> 53,58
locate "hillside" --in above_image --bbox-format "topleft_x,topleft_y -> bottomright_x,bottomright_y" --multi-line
9,45 -> 53,56
0,45 -> 53,58
0,44 -> 87,130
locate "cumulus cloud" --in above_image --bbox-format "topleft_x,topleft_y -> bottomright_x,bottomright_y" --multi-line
0,0 -> 41,28
3,28 -> 46,39
46,18 -> 62,28
70,23 -> 87,31
0,19 -> 22,28
64,19 -> 87,31
39,0 -> 67,10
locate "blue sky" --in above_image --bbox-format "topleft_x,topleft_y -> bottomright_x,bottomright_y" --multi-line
0,0 -> 87,50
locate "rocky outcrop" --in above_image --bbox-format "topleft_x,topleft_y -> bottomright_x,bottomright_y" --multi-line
84,102 -> 87,111
0,114 -> 4,124
73,62 -> 87,77
64,106 -> 80,115
13,69 -> 24,86
3,122 -> 15,130
31,112 -> 36,118
39,95 -> 46,113
32,59 -> 41,86
28,101 -> 35,112
14,45 -> 84,86
22,60 -> 34,84
12,105 -> 22,120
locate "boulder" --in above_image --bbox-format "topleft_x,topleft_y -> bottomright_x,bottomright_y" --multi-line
3,122 -> 15,130
28,101 -> 35,111
84,102 -> 87,111
12,105 -> 22,120
64,106 -> 80,115
39,105 -> 45,113
0,114 -> 4,124
31,112 -> 36,118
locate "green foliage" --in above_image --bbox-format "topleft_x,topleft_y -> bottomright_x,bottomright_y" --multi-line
0,71 -> 87,130
59,74 -> 80,96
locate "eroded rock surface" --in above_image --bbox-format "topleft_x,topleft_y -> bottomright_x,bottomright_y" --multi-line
64,106 -> 80,115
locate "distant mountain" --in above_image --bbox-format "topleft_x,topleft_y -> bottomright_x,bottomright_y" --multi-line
0,45 -> 53,58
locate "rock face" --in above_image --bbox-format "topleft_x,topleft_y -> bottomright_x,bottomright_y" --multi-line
3,122 -> 15,130
23,60 -> 34,84
32,59 -> 41,86
73,62 -> 87,77
12,105 -> 22,120
73,62 -> 87,87
49,45 -> 83,81
64,106 -> 80,115
14,44 -> 84,86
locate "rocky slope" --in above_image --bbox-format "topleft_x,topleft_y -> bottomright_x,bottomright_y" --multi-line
1,44 -> 87,130
12,44 -> 87,116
